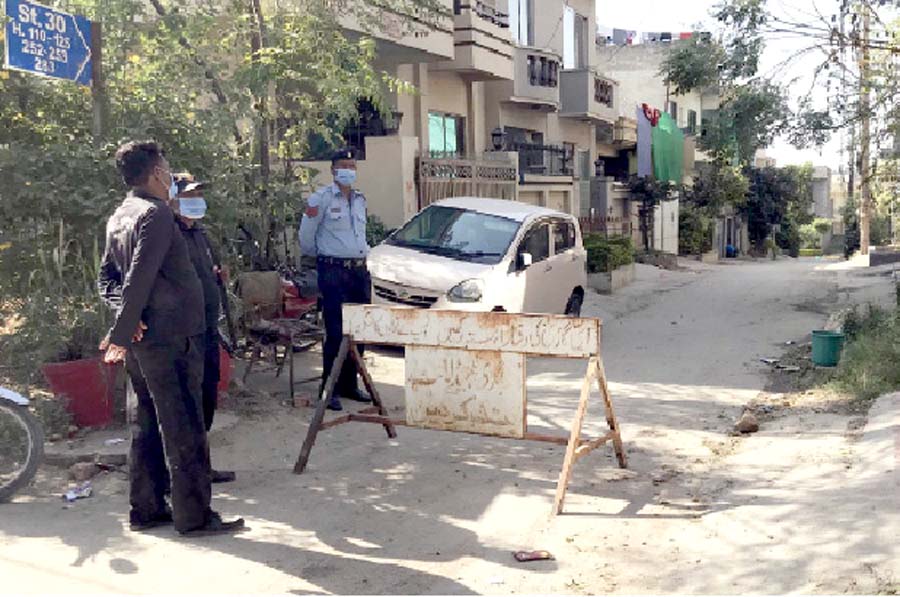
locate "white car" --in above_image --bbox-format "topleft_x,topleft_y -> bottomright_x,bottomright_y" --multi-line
367,197 -> 588,316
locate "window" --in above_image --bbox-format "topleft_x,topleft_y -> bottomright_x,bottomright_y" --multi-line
509,0 -> 533,46
428,112 -> 465,158
518,223 -> 550,264
553,221 -> 576,253
563,8 -> 588,69
687,110 -> 698,134
389,206 -> 520,265
666,100 -> 678,120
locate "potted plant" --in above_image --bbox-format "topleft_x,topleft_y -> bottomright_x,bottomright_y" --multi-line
14,296 -> 119,429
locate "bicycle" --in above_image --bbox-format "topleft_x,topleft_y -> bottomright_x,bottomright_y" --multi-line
0,386 -> 45,502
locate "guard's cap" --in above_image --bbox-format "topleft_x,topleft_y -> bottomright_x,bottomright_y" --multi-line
330,148 -> 357,165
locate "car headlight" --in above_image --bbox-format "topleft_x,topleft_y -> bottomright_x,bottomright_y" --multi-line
447,279 -> 483,303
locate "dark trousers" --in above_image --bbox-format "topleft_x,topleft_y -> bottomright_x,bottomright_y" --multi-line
201,328 -> 220,433
125,335 -> 211,532
317,260 -> 371,396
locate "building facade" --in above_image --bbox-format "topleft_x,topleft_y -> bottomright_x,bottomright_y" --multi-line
300,0 -> 620,232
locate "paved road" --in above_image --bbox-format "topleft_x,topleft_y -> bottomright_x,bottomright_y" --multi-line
1,258 -> 896,594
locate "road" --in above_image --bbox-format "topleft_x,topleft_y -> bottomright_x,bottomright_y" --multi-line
2,258 -> 897,594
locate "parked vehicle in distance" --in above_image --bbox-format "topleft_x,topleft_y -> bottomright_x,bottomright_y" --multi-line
367,197 -> 587,316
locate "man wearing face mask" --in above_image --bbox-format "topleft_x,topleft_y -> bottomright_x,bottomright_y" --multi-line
299,148 -> 372,412
172,174 -> 236,484
97,141 -> 244,536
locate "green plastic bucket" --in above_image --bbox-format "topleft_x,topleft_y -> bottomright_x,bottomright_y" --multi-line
811,330 -> 846,367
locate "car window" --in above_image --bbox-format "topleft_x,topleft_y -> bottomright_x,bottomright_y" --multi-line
518,223 -> 550,263
389,205 -> 520,265
553,220 -> 576,254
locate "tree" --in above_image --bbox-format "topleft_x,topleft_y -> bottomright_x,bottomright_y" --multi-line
680,161 -> 749,255
627,175 -> 677,253
0,0 -> 449,380
745,164 -> 814,256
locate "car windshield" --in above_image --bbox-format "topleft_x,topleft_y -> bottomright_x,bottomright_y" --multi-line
388,205 -> 521,265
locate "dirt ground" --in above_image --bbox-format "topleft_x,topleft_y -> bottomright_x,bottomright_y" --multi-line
2,257 -> 898,595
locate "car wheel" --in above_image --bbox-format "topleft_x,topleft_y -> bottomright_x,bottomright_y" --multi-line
564,291 -> 583,317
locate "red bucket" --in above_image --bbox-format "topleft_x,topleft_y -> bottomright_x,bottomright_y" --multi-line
41,356 -> 117,428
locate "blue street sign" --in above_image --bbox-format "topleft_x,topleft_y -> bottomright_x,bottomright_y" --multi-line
3,0 -> 92,86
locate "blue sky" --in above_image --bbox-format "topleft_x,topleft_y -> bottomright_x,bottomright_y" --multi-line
597,0 -> 845,170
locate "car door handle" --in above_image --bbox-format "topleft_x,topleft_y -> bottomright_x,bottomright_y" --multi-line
545,264 -> 553,272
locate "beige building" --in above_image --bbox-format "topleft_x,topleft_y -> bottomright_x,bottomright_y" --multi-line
301,0 -> 622,230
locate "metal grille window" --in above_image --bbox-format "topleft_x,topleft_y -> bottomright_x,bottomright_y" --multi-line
595,78 -> 614,107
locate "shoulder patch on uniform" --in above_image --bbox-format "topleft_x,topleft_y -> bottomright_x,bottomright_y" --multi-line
305,206 -> 319,217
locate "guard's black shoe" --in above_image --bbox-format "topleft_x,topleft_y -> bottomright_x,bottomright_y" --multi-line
129,509 -> 173,532
211,469 -> 236,484
340,389 -> 372,403
179,512 -> 245,537
326,396 -> 343,411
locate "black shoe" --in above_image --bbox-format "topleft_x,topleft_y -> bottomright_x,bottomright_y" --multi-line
326,396 -> 343,411
129,509 -> 174,532
339,389 -> 372,403
180,512 -> 245,537
211,469 -> 236,484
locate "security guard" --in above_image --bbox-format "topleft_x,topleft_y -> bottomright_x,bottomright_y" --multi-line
173,174 -> 236,484
299,149 -> 373,412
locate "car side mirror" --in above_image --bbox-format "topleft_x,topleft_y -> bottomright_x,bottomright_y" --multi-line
517,252 -> 533,270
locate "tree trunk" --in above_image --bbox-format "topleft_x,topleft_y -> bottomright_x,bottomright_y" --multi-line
249,0 -> 273,265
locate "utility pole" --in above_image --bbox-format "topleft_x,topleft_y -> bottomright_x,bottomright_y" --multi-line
90,21 -> 107,144
859,2 -> 872,255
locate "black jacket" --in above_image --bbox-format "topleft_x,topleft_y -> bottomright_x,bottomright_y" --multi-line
177,220 -> 221,332
98,191 -> 205,346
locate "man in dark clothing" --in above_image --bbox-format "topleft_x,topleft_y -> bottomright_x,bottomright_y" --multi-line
173,174 -> 235,484
98,140 -> 243,537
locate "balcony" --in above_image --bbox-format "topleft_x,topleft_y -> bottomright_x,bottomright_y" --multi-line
514,143 -> 572,178
505,47 -> 561,110
433,2 -> 514,80
613,117 -> 637,147
339,1 -> 455,63
560,70 -> 619,124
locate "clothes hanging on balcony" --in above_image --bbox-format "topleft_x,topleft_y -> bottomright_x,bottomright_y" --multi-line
651,112 -> 685,184
636,105 -> 653,177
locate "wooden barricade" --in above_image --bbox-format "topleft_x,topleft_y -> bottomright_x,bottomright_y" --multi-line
293,305 -> 627,515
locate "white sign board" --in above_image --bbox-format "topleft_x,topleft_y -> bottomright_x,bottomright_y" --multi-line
405,347 -> 526,438
342,305 -> 601,358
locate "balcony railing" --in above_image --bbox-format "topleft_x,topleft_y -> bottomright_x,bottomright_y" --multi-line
527,54 -> 559,88
514,143 -> 572,177
454,1 -> 509,27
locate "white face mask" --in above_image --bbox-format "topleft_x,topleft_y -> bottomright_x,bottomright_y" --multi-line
334,168 -> 357,187
178,197 -> 207,219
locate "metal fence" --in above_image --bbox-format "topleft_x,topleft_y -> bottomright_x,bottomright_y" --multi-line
418,156 -> 518,209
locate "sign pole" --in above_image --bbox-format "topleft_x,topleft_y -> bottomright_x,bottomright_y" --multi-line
90,21 -> 106,143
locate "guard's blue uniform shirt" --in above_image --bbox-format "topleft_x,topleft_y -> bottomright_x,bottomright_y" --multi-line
298,184 -> 369,258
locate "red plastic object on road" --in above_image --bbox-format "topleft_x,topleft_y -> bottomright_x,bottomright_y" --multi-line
41,357 -> 117,428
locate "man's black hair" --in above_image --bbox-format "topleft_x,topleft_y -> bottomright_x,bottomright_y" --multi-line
115,140 -> 166,187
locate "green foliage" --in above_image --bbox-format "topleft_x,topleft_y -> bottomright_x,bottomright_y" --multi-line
660,37 -> 726,95
700,82 -> 789,165
834,305 -> 900,403
0,0 -> 447,381
799,248 -> 823,257
366,215 -> 390,247
745,164 -> 814,252
799,223 -> 821,249
678,204 -> 715,255
814,218 -> 832,235
584,235 -> 634,274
